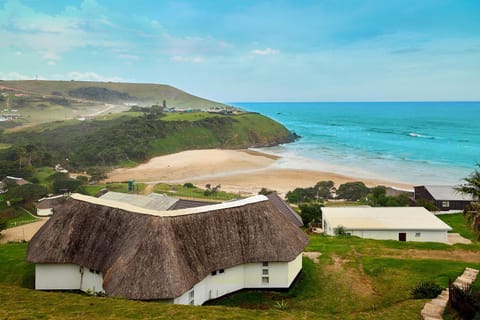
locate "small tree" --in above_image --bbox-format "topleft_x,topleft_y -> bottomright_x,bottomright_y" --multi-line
456,165 -> 480,238
336,182 -> 370,201
298,202 -> 323,225
258,188 -> 276,195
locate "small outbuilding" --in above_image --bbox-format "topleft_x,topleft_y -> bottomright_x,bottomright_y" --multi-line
36,195 -> 66,216
414,185 -> 475,211
322,207 -> 452,243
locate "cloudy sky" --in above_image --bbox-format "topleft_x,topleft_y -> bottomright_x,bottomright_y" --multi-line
1,0 -> 479,102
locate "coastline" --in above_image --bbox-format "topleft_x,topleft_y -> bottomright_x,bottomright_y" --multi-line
106,149 -> 413,196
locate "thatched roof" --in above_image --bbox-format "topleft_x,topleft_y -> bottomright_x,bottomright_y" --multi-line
27,193 -> 308,300
266,193 -> 304,227
36,195 -> 66,209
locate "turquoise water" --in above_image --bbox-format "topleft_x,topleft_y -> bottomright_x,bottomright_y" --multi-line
234,102 -> 480,186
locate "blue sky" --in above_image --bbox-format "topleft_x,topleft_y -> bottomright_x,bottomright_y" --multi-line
1,0 -> 479,102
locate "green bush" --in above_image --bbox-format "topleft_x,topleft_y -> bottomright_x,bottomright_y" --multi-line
411,281 -> 442,299
416,199 -> 439,212
298,202 -> 323,225
183,182 -> 195,188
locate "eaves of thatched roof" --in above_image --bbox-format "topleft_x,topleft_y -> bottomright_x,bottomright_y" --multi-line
27,193 -> 308,300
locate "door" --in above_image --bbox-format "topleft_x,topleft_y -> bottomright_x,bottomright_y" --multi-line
398,233 -> 406,241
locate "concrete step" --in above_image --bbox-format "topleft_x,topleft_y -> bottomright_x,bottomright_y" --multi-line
421,302 -> 445,319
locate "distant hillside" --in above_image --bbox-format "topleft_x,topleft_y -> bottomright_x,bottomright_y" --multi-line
0,80 -> 229,128
0,80 -> 227,108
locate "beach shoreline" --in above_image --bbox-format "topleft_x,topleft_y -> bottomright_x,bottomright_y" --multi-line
106,149 -> 413,196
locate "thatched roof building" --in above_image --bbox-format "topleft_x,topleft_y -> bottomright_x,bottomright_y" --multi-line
27,193 -> 308,301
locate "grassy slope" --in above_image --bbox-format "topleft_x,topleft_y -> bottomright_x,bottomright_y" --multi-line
1,213 -> 479,319
1,112 -> 294,169
1,80 -> 227,109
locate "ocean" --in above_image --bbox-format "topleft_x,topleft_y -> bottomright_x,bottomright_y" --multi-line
233,102 -> 480,186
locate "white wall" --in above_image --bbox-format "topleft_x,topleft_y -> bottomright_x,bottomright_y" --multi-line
80,268 -> 105,293
174,253 -> 303,306
35,264 -> 104,293
36,264 -> 81,290
323,216 -> 448,243
37,208 -> 53,216
348,229 -> 448,242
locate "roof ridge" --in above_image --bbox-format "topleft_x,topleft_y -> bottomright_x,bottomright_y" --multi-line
71,193 -> 268,217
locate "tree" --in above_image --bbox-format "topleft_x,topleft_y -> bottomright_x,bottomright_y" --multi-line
5,184 -> 47,204
258,187 -> 276,195
336,182 -> 369,201
286,187 -> 316,203
314,180 -> 334,199
298,202 -> 322,225
456,164 -> 480,200
457,165 -> 480,239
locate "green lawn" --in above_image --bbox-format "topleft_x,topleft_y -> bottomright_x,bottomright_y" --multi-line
161,112 -> 219,122
83,183 -> 147,196
1,213 -> 479,319
438,213 -> 478,242
1,233 -> 479,319
153,183 -> 240,201
5,208 -> 39,228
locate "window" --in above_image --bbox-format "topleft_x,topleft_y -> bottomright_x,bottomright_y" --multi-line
189,290 -> 194,305
211,271 -> 217,276
219,269 -> 224,274
442,201 -> 450,208
262,269 -> 269,275
415,232 -> 421,237
262,276 -> 269,284
262,262 -> 269,267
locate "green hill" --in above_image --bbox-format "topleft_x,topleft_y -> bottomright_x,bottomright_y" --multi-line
0,111 -> 297,171
0,80 -> 230,128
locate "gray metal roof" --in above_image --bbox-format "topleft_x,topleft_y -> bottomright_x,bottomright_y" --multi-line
423,185 -> 475,201
99,191 -> 179,211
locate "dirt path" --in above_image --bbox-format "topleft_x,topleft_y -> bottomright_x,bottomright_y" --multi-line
365,248 -> 480,263
0,220 -> 47,244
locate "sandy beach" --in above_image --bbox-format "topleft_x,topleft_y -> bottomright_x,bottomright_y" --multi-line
106,149 -> 413,196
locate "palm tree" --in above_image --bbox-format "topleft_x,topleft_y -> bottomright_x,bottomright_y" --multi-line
457,164 -> 480,238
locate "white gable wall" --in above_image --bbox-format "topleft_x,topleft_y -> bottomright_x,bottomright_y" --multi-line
37,208 -> 53,216
174,253 -> 303,305
35,264 -> 104,293
346,229 -> 448,242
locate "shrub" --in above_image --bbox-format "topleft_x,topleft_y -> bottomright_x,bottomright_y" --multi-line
298,202 -> 322,225
411,281 -> 442,299
416,199 -> 439,212
183,182 -> 195,188
273,300 -> 288,311
334,225 -> 347,236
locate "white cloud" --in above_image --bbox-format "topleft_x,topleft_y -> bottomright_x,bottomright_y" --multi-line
251,48 -> 279,55
0,71 -> 32,80
47,61 -> 56,66
170,55 -> 203,63
119,54 -> 140,61
163,35 -> 231,56
66,72 -> 125,82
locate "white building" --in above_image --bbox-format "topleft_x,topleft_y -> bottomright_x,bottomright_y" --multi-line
35,195 -> 66,216
28,193 -> 308,304
323,207 -> 452,243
